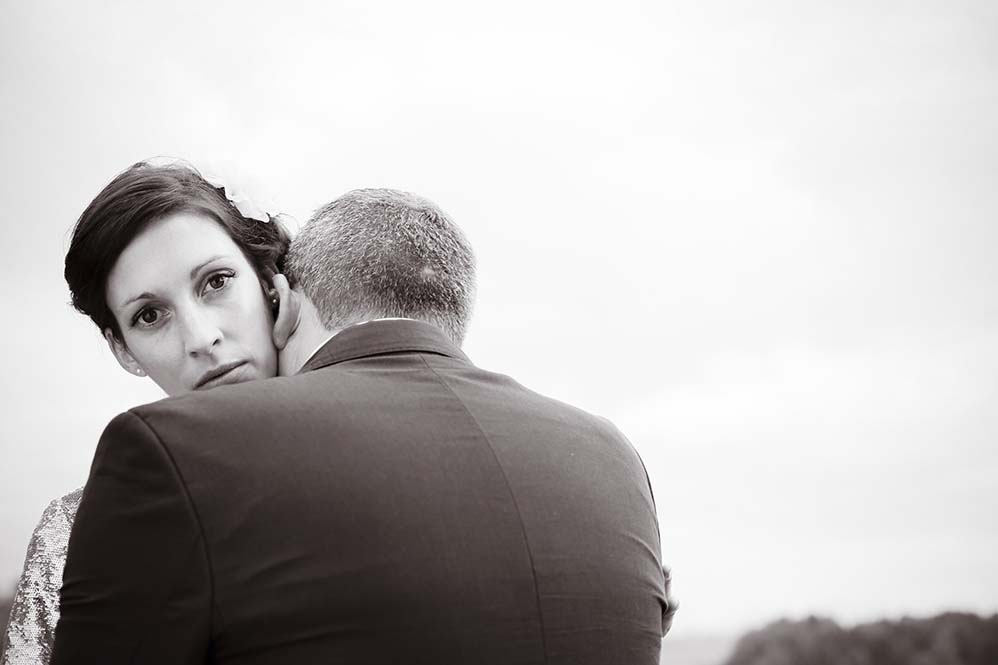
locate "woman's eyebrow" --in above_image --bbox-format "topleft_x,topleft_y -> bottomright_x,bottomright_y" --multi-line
189,255 -> 229,279
120,292 -> 155,308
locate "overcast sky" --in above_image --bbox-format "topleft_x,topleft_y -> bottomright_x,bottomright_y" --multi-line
1,0 -> 996,638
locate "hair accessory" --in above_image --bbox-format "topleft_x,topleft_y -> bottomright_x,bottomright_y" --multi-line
145,156 -> 287,225
201,170 -> 277,224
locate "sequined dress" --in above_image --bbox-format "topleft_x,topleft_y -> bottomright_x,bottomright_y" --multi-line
1,489 -> 83,665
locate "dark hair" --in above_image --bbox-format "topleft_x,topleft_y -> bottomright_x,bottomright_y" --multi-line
65,161 -> 291,340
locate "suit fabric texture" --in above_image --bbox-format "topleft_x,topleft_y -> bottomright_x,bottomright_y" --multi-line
52,320 -> 666,664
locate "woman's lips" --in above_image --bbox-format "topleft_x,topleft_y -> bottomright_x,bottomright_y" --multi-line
194,361 -> 249,390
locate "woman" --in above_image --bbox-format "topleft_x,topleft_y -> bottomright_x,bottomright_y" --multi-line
1,161 -> 292,664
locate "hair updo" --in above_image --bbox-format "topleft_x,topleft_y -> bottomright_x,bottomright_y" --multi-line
64,160 -> 292,341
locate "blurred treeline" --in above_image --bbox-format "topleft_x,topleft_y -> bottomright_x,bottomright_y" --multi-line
3,593 -> 997,663
722,613 -> 998,665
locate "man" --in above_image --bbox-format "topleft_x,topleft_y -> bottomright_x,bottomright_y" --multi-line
52,189 -> 670,664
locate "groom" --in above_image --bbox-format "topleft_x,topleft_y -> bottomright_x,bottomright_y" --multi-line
52,189 -> 670,664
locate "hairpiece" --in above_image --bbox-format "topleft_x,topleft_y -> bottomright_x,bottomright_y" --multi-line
145,156 -> 287,225
201,170 -> 276,224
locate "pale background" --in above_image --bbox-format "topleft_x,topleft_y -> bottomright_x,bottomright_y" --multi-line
2,0 -> 996,651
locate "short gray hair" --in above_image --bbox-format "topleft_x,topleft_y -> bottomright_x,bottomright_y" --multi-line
286,189 -> 476,344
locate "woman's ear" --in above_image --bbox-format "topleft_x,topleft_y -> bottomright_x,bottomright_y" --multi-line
270,273 -> 302,350
104,329 -> 146,377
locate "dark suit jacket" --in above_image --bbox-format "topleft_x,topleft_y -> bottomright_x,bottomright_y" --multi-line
53,320 -> 666,664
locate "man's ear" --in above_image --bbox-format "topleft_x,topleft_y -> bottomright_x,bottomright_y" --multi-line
104,329 -> 146,377
271,274 -> 302,350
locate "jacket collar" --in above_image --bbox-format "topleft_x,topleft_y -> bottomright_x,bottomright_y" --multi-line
299,319 -> 470,374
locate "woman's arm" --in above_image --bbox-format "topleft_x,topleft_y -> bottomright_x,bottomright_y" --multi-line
1,490 -> 82,665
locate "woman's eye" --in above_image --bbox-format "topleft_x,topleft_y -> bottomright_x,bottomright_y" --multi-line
134,308 -> 161,327
204,272 -> 233,294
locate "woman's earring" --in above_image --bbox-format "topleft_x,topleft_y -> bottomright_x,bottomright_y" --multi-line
135,368 -> 145,376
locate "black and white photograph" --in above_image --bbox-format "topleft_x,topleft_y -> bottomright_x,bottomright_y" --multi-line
1,2 -> 996,664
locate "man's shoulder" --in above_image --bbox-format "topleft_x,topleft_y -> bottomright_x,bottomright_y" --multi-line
485,367 -> 625,431
443,360 -> 631,445
126,372 -> 318,434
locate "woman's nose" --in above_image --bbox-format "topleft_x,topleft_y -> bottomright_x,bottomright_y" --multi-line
179,307 -> 223,357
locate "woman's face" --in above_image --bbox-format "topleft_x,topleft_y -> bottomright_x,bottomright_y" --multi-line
104,212 -> 278,396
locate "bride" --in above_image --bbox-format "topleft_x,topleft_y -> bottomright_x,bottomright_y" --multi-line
1,160 -> 295,664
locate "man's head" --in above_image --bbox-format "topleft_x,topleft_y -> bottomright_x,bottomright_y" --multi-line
276,189 -> 476,374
